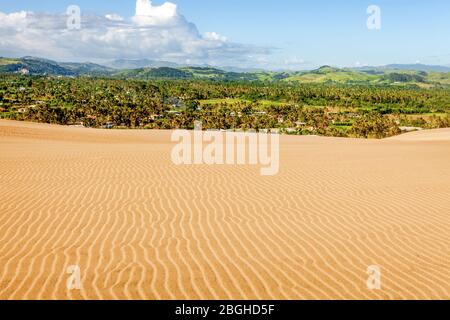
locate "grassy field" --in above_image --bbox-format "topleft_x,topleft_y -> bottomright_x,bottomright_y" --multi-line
0,58 -> 18,66
283,69 -> 378,83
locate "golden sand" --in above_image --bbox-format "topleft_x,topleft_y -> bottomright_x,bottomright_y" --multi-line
0,120 -> 449,300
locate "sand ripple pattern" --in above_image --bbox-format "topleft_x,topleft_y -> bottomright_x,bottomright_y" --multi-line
0,121 -> 449,300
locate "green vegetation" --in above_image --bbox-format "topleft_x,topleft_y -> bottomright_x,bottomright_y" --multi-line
115,67 -> 193,79
1,73 -> 448,138
0,57 -> 113,76
0,58 -> 20,66
1,57 -> 450,88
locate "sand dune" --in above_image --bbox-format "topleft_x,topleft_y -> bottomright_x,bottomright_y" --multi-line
0,120 -> 449,300
388,128 -> 450,141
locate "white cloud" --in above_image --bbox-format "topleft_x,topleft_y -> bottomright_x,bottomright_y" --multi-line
203,32 -> 227,42
133,0 -> 178,26
0,10 -> 28,29
0,0 -> 272,67
105,14 -> 124,22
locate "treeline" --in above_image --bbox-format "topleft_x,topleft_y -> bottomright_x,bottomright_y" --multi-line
0,75 -> 449,138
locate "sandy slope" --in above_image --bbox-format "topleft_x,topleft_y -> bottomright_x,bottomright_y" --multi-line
0,120 -> 449,300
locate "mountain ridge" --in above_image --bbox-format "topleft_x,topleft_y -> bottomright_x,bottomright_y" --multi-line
1,56 -> 449,87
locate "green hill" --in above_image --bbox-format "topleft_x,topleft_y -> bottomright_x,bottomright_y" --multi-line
59,62 -> 114,76
0,57 -> 112,76
282,67 -> 377,84
114,67 -> 194,79
1,56 -> 449,88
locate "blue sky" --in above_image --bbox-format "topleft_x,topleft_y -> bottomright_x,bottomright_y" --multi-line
1,0 -> 449,69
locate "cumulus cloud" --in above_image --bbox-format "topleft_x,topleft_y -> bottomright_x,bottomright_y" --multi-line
133,0 -> 178,26
0,0 -> 272,67
204,32 -> 227,42
0,10 -> 26,27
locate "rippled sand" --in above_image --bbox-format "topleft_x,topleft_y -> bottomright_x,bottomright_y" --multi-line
0,120 -> 449,300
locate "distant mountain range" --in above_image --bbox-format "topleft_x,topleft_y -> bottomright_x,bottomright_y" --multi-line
106,58 -> 182,70
1,56 -> 450,87
104,58 -> 263,73
106,60 -> 450,73
385,64 -> 450,72
355,64 -> 450,73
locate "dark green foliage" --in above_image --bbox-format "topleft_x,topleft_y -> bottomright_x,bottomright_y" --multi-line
0,57 -> 113,76
382,73 -> 425,83
0,74 -> 448,138
350,113 -> 400,138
